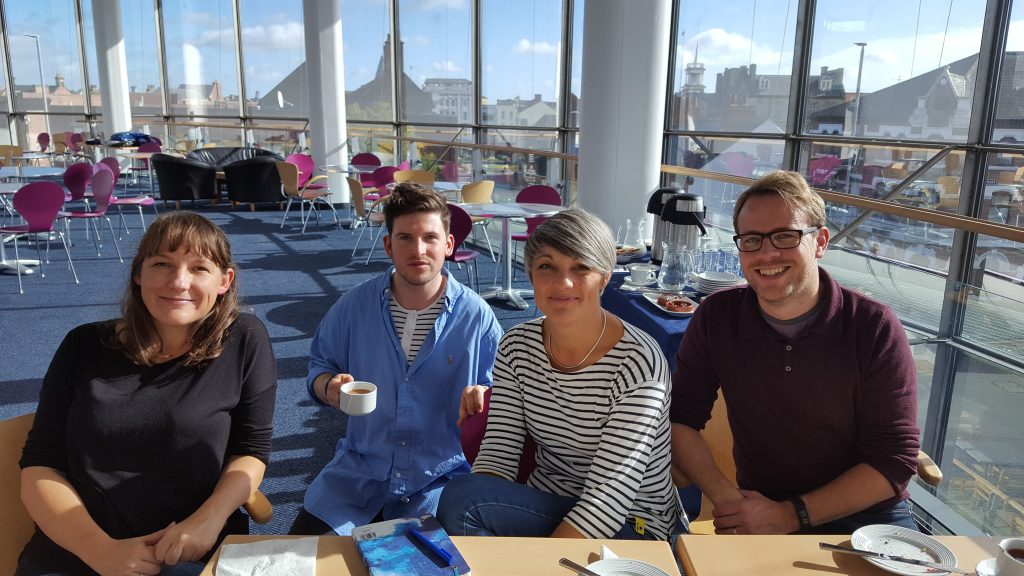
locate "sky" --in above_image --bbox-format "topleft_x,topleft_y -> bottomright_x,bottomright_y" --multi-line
2,0 -> 1022,106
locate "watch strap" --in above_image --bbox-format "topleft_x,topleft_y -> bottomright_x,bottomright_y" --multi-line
790,496 -> 813,531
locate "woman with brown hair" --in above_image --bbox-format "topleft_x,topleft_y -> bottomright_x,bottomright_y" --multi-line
18,212 -> 277,576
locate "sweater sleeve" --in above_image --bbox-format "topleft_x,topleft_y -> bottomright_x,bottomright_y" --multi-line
471,334 -> 526,482
856,304 -> 920,494
670,302 -> 720,430
564,377 -> 669,539
20,324 -> 94,470
226,314 -> 278,464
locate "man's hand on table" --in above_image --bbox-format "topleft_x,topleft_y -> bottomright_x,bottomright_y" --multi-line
711,490 -> 800,534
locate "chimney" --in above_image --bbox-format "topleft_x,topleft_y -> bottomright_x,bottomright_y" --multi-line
55,73 -> 64,88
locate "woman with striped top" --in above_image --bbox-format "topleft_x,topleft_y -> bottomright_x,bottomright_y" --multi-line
438,207 -> 685,541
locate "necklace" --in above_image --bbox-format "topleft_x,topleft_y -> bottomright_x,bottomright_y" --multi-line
545,310 -> 608,370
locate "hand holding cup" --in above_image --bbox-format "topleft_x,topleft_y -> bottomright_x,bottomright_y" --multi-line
339,381 -> 377,416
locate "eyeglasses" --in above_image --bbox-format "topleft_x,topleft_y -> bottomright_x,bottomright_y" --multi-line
732,226 -> 820,252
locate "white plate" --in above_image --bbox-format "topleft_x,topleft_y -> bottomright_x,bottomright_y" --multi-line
976,557 -> 997,576
623,277 -> 656,287
642,293 -> 697,317
851,525 -> 958,576
583,558 -> 672,576
697,271 -> 740,282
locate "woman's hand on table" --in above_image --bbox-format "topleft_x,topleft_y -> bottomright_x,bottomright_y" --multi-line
154,511 -> 222,564
84,529 -> 166,576
457,385 -> 489,427
711,489 -> 800,535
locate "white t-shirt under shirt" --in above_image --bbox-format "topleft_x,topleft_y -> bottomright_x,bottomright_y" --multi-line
472,317 -> 684,540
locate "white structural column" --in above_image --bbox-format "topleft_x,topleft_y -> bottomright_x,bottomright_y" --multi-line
577,0 -> 672,233
303,0 -> 350,204
91,0 -> 132,137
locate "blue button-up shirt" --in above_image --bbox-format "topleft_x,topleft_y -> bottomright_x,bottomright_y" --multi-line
303,268 -> 502,533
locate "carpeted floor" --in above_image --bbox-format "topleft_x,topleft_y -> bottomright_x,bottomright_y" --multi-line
0,192 -> 541,535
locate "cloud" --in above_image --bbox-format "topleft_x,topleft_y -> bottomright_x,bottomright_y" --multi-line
407,0 -> 467,10
240,22 -> 304,52
678,28 -> 784,72
432,60 -> 463,73
512,39 -> 559,55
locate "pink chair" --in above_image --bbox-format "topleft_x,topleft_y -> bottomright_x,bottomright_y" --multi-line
285,153 -> 326,191
510,185 -> 561,281
62,162 -> 93,207
460,388 -> 537,484
36,132 -> 50,153
360,166 -> 400,201
445,203 -> 481,291
95,162 -> 157,236
0,182 -> 79,293
127,142 -> 162,189
58,169 -> 123,262
351,152 -> 381,168
396,160 -> 411,170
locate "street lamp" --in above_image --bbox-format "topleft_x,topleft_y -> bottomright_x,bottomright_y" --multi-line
851,42 -> 867,137
22,34 -> 50,138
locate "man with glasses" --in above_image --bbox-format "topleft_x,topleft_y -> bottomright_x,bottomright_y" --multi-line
670,170 -> 920,534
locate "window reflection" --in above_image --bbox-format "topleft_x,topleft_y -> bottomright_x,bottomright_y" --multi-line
122,0 -> 162,119
341,0 -> 393,121
397,0 -> 473,123
241,0 -> 306,119
162,0 -> 240,117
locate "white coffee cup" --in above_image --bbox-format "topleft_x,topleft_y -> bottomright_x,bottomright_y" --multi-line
996,538 -> 1024,576
339,381 -> 377,416
626,263 -> 658,284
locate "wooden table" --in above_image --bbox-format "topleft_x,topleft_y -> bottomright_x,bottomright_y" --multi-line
676,534 -> 999,576
202,534 -> 680,575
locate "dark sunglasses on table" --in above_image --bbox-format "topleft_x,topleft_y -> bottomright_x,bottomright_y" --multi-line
732,226 -> 821,252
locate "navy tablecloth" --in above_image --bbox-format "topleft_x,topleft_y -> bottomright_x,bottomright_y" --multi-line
602,272 -> 693,368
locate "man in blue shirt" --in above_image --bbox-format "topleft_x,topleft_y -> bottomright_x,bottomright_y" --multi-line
290,183 -> 502,535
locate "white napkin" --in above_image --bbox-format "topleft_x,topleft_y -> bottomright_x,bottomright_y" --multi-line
600,544 -> 619,560
215,537 -> 318,576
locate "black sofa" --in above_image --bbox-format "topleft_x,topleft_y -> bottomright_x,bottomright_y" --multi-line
224,157 -> 284,210
186,147 -> 282,170
151,153 -> 220,208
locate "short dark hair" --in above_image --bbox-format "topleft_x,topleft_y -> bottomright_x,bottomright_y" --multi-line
382,182 -> 451,233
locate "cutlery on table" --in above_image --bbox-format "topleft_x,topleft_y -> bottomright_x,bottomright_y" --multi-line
558,557 -> 604,576
818,542 -> 971,574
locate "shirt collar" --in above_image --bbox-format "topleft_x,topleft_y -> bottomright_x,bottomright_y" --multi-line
377,266 -> 458,314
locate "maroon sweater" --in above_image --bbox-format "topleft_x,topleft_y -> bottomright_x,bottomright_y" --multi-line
671,268 -> 919,511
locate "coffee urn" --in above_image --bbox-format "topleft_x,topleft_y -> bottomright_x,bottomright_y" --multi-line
647,186 -> 683,264
660,192 -> 707,256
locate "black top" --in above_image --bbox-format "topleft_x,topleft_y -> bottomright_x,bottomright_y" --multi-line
18,313 -> 277,575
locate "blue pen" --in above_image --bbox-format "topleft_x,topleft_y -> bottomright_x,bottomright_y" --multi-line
408,527 -> 454,565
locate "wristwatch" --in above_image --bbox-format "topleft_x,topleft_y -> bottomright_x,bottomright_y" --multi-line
790,496 -> 813,531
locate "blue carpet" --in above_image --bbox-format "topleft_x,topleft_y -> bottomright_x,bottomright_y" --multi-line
0,193 -> 540,535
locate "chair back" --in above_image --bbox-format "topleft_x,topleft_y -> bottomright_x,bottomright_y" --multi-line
397,160 -> 412,170
446,203 -> 474,253
63,162 -> 93,201
366,165 -> 399,190
0,413 -> 36,576
69,132 -> 84,152
275,161 -> 301,197
285,153 -> 317,187
460,180 -> 495,204
516,184 -> 561,206
393,169 -> 435,185
99,157 -> 122,184
12,183 -> 64,233
137,142 -> 161,168
89,168 -> 115,213
347,177 -> 368,219
351,152 -> 381,167
459,389 -> 536,484
37,132 -> 50,153
224,157 -> 283,204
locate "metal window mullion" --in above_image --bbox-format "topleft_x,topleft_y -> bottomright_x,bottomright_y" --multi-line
74,0 -> 92,121
472,0 -> 481,127
661,0 -> 681,183
0,0 -> 16,113
154,0 -> 171,120
231,0 -> 245,141
782,0 -> 814,171
390,0 -> 402,127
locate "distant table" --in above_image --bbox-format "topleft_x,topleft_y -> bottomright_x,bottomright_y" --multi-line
602,273 -> 692,365
320,163 -> 379,175
201,534 -> 680,575
113,150 -> 163,195
0,166 -> 64,181
12,152 -> 51,166
676,534 -> 998,576
458,201 -> 563,309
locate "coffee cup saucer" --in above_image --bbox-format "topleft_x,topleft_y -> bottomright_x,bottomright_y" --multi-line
976,557 -> 997,576
623,276 -> 656,287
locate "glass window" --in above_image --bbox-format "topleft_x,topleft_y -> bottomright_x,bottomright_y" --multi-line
480,0 -> 562,128
804,1 -> 985,141
162,0 -> 240,117
239,0 -> 305,119
6,0 -> 86,137
991,0 -> 1024,145
397,0 -> 472,124
342,0 -> 394,122
669,0 -> 795,132
983,154 -> 1024,228
81,1 -> 102,112
121,1 -> 163,118
567,0 -> 583,130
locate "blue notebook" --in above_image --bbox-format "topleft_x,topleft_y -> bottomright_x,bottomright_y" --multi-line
351,514 -> 472,576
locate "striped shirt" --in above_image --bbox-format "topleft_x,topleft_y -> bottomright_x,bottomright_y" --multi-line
390,294 -> 445,364
472,317 -> 683,540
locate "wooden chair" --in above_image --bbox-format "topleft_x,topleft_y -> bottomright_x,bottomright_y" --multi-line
674,395 -> 943,534
458,180 -> 497,261
0,413 -> 272,575
393,169 -> 435,185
